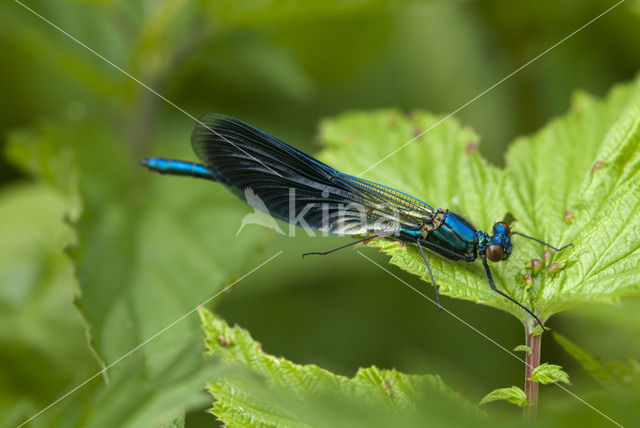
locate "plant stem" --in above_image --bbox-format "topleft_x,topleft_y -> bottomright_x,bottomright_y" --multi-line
524,323 -> 541,419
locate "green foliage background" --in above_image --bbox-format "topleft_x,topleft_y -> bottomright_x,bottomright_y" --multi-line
1,0 -> 639,427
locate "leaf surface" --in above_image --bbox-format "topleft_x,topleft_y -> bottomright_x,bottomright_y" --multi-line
318,76 -> 640,323
5,119 -> 268,426
479,386 -> 528,407
200,308 -> 484,428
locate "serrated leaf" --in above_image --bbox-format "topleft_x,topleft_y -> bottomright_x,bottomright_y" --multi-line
5,120 -> 268,426
79,339 -> 223,428
317,76 -> 640,323
200,308 -> 482,427
479,386 -> 528,407
0,183 -> 97,426
528,363 -> 570,385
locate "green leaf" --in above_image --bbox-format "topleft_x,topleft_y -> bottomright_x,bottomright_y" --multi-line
553,332 -> 611,384
200,308 -> 482,427
531,325 -> 545,337
528,363 -> 570,385
78,339 -> 223,428
479,386 -> 528,407
513,345 -> 532,354
553,332 -> 640,388
0,183 -> 98,426
317,75 -> 640,324
5,119 -> 270,425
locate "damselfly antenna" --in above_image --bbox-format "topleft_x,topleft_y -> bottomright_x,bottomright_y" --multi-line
511,231 -> 573,252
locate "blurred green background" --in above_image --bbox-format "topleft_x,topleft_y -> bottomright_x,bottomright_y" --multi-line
2,0 -> 639,426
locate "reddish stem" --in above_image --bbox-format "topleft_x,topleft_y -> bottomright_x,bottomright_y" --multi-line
524,323 -> 541,418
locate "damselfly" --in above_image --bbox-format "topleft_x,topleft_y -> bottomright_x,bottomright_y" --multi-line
142,114 -> 572,328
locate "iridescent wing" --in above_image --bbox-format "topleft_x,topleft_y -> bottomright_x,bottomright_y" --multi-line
191,114 -> 434,235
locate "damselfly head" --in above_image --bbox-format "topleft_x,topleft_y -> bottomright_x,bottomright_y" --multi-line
486,222 -> 513,262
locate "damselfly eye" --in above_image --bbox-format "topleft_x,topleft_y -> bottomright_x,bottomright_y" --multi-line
486,244 -> 505,262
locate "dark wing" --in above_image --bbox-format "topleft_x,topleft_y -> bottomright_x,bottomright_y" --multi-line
191,114 -> 434,235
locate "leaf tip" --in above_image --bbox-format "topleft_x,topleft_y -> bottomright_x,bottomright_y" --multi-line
526,258 -> 543,275
218,334 -> 232,347
547,262 -> 564,276
563,209 -> 575,223
465,141 -> 477,154
591,160 -> 604,174
522,274 -> 534,289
